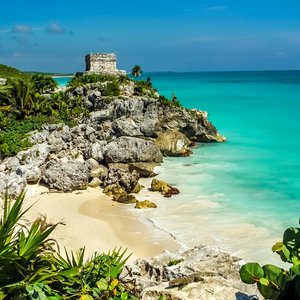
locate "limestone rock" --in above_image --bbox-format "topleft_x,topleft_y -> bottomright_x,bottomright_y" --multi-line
103,183 -> 125,196
85,141 -> 107,162
105,165 -> 140,193
1,156 -> 20,172
16,143 -> 50,166
113,192 -> 137,204
105,137 -> 163,163
43,160 -> 88,192
123,246 -> 261,300
0,172 -> 27,197
48,149 -> 84,163
128,162 -> 159,177
112,117 -> 142,137
132,183 -> 143,194
89,165 -> 108,180
155,131 -> 192,156
16,165 -> 41,183
151,178 -> 180,197
88,177 -> 101,188
135,200 -> 157,209
85,158 -> 100,170
90,110 -> 112,123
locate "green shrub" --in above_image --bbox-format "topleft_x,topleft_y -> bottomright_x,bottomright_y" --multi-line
159,95 -> 182,108
102,80 -> 120,96
0,191 -> 137,299
240,219 -> 300,299
68,73 -> 119,88
0,115 -> 50,159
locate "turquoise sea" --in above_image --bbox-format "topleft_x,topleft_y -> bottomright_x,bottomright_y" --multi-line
56,71 -> 300,265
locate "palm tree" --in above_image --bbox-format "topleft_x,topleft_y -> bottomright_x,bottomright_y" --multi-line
0,78 -> 37,118
31,74 -> 58,94
131,65 -> 142,77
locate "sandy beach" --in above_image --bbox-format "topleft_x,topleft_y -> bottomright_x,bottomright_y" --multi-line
24,184 -> 180,262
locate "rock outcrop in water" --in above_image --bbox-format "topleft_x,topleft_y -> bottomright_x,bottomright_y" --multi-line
0,77 -> 224,198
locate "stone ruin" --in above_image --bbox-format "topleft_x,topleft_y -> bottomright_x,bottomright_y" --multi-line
84,53 -> 125,75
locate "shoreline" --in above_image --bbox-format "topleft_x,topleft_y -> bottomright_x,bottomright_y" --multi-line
24,184 -> 181,262
51,75 -> 74,78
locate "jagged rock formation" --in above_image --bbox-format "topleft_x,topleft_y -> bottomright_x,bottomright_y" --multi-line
123,246 -> 261,300
0,77 -> 225,198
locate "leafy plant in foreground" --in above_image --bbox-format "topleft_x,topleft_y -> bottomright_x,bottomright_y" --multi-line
0,191 -> 137,299
240,219 -> 300,299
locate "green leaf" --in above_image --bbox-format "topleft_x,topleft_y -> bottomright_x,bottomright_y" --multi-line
240,262 -> 264,284
121,292 -> 128,300
96,278 -> 108,291
259,278 -> 269,286
257,282 -> 280,299
263,264 -> 286,289
272,242 -> 291,262
157,296 -> 167,300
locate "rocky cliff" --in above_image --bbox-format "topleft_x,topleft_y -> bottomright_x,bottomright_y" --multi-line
0,77 -> 225,197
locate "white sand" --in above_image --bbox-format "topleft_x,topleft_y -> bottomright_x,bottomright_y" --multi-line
23,185 -> 180,262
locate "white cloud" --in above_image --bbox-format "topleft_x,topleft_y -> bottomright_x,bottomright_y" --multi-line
46,23 -> 66,34
12,25 -> 32,34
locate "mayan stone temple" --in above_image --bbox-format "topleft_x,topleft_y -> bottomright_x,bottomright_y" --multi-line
84,53 -> 125,75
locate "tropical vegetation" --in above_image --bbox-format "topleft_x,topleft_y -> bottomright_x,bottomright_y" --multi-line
240,219 -> 300,299
0,191 -> 137,299
0,65 -> 87,159
0,63 -> 181,159
131,65 -> 142,77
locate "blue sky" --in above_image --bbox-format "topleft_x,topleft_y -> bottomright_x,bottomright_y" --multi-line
0,0 -> 300,72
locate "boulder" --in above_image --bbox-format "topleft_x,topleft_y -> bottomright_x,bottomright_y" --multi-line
16,165 -> 41,183
132,183 -> 143,194
112,117 -> 142,137
1,156 -> 20,172
16,143 -> 50,166
123,246 -> 260,300
42,160 -> 88,192
155,131 -> 192,156
84,141 -> 107,162
0,172 -> 27,197
90,110 -> 112,123
113,192 -> 137,204
89,165 -> 108,180
151,178 -> 180,197
103,183 -> 125,196
128,162 -> 159,177
105,137 -> 163,163
88,177 -> 101,188
135,200 -> 157,209
105,165 -> 140,193
48,149 -> 84,163
85,158 -> 100,170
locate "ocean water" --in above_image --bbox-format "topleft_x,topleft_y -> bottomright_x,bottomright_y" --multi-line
137,71 -> 300,265
53,76 -> 72,87
56,71 -> 300,265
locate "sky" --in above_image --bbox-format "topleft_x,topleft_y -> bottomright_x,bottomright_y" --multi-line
0,0 -> 300,72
